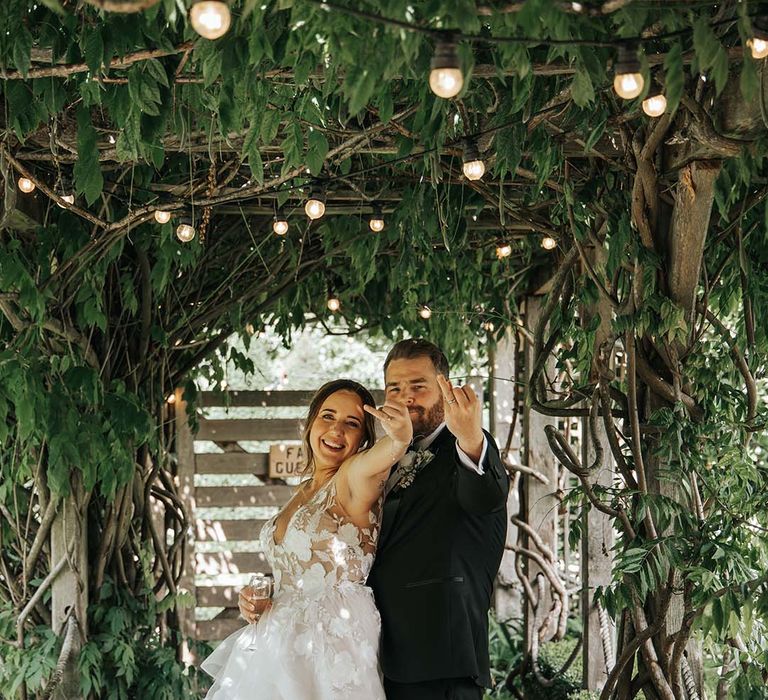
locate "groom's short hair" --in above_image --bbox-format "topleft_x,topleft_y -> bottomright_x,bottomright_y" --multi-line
384,338 -> 450,377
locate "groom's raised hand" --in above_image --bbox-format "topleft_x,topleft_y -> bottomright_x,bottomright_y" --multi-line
437,374 -> 484,463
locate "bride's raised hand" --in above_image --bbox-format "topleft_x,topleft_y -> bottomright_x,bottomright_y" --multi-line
364,401 -> 412,448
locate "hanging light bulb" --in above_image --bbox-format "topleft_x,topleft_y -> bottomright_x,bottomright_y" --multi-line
273,214 -> 289,236
613,44 -> 645,100
748,13 -> 768,59
18,176 -> 35,194
642,87 -> 667,118
419,305 -> 432,320
176,216 -> 196,243
429,36 -> 464,99
541,236 -> 557,250
327,295 -> 341,312
368,205 -> 385,232
462,139 -> 485,181
496,244 -> 512,259
305,187 -> 326,220
189,1 -> 231,40
748,37 -> 768,59
154,209 -> 172,224
166,393 -> 176,405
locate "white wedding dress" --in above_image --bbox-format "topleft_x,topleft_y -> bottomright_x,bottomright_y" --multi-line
201,477 -> 385,699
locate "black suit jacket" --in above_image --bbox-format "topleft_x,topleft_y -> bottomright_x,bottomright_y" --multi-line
367,427 -> 509,687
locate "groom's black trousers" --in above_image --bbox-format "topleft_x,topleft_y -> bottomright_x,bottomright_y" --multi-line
383,676 -> 483,700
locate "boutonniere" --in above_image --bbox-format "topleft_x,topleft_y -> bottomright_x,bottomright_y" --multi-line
395,449 -> 435,490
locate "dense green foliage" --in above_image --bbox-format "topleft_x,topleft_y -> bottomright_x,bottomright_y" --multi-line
1,0 -> 768,697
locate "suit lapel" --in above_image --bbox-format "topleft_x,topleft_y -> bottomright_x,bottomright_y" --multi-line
377,427 -> 454,551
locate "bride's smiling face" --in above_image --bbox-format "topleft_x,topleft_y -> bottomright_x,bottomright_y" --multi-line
308,390 -> 366,469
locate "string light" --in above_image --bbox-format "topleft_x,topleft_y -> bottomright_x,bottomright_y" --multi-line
748,37 -> 768,59
496,244 -> 512,259
419,305 -> 432,319
748,13 -> 768,59
642,87 -> 667,117
368,205 -> 385,232
176,216 -> 196,243
305,187 -> 326,220
273,213 -> 289,236
462,139 -> 485,181
189,1 -> 231,40
327,294 -> 341,312
154,210 -> 172,224
541,236 -> 557,250
747,37 -> 768,59
429,36 -> 463,98
166,394 -> 176,405
613,44 -> 644,99
17,176 -> 35,194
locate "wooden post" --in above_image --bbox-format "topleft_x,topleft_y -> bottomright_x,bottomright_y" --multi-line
51,482 -> 87,700
491,329 -> 523,622
522,297 -> 559,643
581,426 -> 614,690
175,388 -> 197,663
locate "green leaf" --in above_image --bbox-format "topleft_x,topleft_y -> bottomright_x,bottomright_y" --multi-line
663,43 -> 684,113
260,110 -> 282,145
73,106 -> 104,205
243,126 -> 264,185
571,68 -> 595,107
711,47 -> 730,95
584,118 -> 607,151
144,59 -> 170,88
306,129 -> 329,176
83,28 -> 105,75
347,67 -> 377,114
280,120 -> 303,171
692,16 -> 721,71
740,58 -> 759,103
12,25 -> 33,78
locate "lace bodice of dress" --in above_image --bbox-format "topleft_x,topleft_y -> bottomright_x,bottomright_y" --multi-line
260,478 -> 382,597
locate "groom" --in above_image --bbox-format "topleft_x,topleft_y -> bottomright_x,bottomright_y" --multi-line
368,338 -> 509,700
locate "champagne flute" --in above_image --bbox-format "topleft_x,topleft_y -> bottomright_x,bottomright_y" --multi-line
245,573 -> 273,650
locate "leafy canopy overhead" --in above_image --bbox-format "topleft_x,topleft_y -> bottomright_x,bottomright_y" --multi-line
1,0 -> 765,357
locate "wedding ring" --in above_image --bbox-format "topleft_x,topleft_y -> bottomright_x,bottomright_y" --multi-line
446,398 -> 457,405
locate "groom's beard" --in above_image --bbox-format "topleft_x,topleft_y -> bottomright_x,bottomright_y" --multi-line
410,400 -> 444,438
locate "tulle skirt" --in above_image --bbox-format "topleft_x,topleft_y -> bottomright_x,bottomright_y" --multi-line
201,582 -> 385,700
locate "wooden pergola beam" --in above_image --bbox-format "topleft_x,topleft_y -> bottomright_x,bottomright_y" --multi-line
5,47 -> 743,82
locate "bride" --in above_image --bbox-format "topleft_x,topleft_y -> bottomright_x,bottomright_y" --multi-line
201,379 -> 412,699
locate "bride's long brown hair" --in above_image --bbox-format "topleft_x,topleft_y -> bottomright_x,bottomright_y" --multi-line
300,380 -> 377,475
